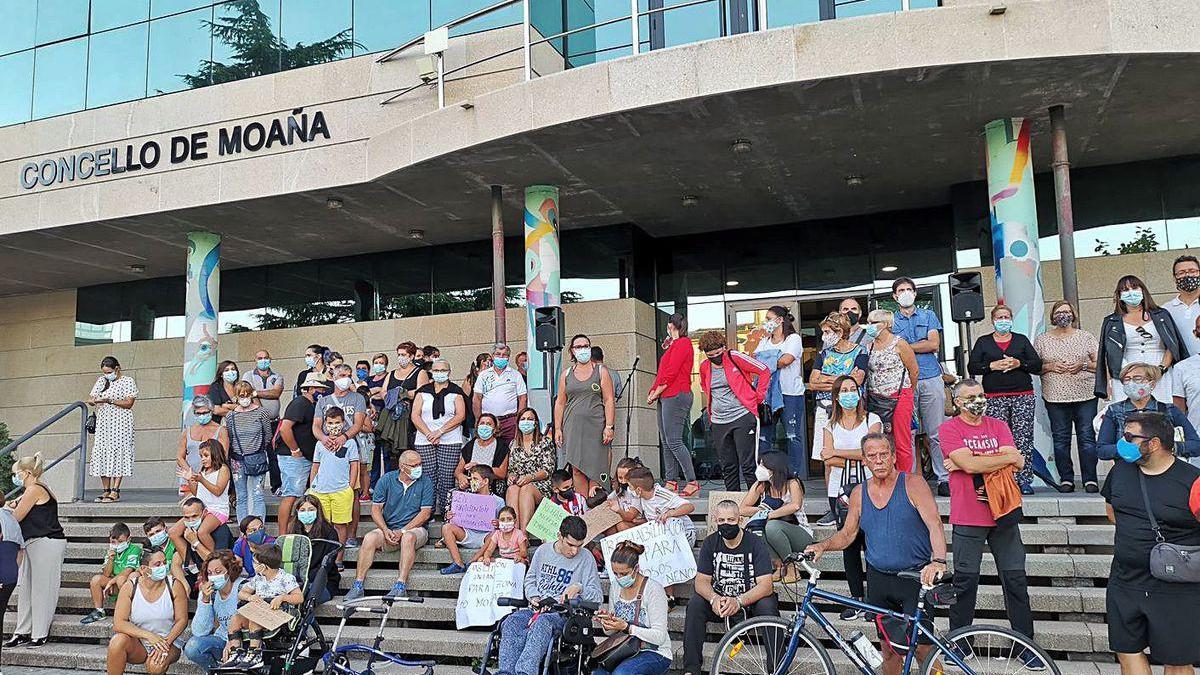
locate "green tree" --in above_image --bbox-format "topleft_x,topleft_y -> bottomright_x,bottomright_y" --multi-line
182,0 -> 359,89
1094,226 -> 1161,256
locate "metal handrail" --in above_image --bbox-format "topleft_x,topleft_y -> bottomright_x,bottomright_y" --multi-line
375,0 -> 520,63
0,401 -> 89,502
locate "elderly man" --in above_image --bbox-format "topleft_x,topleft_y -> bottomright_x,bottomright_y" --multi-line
244,348 -> 284,492
342,450 -> 433,602
473,343 -> 528,445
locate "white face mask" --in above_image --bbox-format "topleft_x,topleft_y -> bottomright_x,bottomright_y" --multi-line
897,290 -> 917,308
754,465 -> 771,482
334,376 -> 352,391
237,397 -> 252,407
821,332 -> 839,349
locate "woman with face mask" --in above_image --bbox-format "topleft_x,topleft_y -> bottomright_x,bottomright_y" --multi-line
1096,362 -> 1200,462
87,355 -> 139,504
1097,275 -> 1188,403
107,549 -> 188,675
184,550 -> 244,672
967,304 -> 1043,494
3,455 -> 66,650
216,381 -> 272,523
736,452 -> 812,576
293,344 -> 332,398
744,306 -> 807,480
453,412 -> 510,499
594,541 -> 673,675
554,333 -> 617,497
411,358 -> 469,517
176,395 -> 221,495
207,360 -> 240,422
864,310 -> 920,475
285,496 -> 340,602
808,312 -> 869,523
505,408 -> 557,529
647,314 -> 698,496
1034,300 -> 1100,492
376,341 -> 430,462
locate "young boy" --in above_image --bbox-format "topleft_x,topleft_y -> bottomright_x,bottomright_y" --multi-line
308,406 -> 360,565
440,465 -> 505,575
548,469 -> 588,516
140,516 -> 189,590
220,543 -> 304,670
626,465 -> 696,603
81,523 -> 143,624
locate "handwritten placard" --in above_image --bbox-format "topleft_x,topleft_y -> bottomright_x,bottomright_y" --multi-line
582,506 -> 622,545
455,558 -> 526,628
451,491 -> 499,532
237,598 -> 291,631
600,520 -> 697,586
526,500 -> 568,542
705,491 -> 748,535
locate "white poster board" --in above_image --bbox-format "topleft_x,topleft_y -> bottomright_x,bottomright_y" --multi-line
455,558 -> 527,629
600,520 -> 697,587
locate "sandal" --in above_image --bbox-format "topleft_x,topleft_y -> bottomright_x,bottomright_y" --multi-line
664,480 -> 678,493
434,538 -> 446,549
109,488 -> 121,502
94,491 -> 113,503
679,481 -> 701,498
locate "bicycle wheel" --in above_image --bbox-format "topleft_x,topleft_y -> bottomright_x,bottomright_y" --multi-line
710,616 -> 835,675
919,625 -> 1060,675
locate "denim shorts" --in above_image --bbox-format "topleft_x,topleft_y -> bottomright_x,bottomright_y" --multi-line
277,454 -> 312,498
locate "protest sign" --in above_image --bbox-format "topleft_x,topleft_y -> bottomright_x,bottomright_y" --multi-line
705,491 -> 748,535
455,558 -> 526,629
600,520 -> 697,586
237,598 -> 292,631
526,500 -> 568,542
450,491 -> 499,532
582,506 -> 622,545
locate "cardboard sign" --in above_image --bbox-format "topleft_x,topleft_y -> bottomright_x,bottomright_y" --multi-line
705,491 -> 748,535
237,598 -> 291,631
526,500 -> 568,542
450,491 -> 500,532
455,558 -> 526,629
600,521 -> 697,587
582,505 -> 622,545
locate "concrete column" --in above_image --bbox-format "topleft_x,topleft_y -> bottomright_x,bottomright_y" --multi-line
1049,105 -> 1080,312
491,185 -> 506,343
183,231 -> 220,427
983,118 -> 1044,337
524,185 -> 561,394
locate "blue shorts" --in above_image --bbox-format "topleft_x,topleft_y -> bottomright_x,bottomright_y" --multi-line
277,455 -> 312,498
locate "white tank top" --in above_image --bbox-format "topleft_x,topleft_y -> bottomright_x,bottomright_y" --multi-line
196,469 -> 229,517
415,391 -> 463,445
131,580 -> 176,642
825,413 -> 880,498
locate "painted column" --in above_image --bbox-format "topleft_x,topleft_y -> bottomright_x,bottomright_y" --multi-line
984,118 -> 1044,338
183,231 -> 221,426
524,185 -> 561,391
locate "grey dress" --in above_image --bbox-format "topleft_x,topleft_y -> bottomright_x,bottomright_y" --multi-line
564,365 -> 607,479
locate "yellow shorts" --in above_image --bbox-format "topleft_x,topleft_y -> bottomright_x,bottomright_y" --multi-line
309,487 -> 355,524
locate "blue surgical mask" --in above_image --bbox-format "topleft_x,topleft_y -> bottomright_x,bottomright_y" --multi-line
994,319 -> 1013,334
185,518 -> 203,531
493,357 -> 509,369
111,541 -> 130,553
837,391 -> 861,410
356,368 -> 368,380
432,372 -> 450,384
297,510 -> 317,526
518,419 -> 537,434
195,412 -> 213,425
409,465 -> 423,480
256,359 -> 271,370
864,324 -> 880,339
305,356 -> 317,368
149,531 -> 169,547
222,370 -> 238,383
149,565 -> 169,582
1116,438 -> 1143,463
104,372 -> 118,382
477,425 -> 495,440
371,363 -> 387,375
573,348 -> 592,364
247,530 -> 268,545
210,574 -> 228,591
11,473 -> 23,488
615,574 -> 636,589
1120,289 -> 1144,307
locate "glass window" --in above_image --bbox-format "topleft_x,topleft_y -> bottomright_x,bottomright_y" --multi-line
0,1 -> 37,55
654,0 -> 721,49
834,0 -> 902,19
92,0 -> 151,32
433,0 -> 522,38
152,0 -> 211,18
765,0 -> 819,28
87,23 -> 150,108
32,37 -> 87,118
280,0 -> 351,62
531,0 -> 564,55
352,0 -> 428,55
148,7 -> 212,94
0,51 -> 33,125
212,0 -> 281,80
35,0 -> 90,44
569,0 -> 640,66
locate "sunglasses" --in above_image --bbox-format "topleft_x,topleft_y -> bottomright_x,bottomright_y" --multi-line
1136,326 -> 1154,341
1122,432 -> 1151,443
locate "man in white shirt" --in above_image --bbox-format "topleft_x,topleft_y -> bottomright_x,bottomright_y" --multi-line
472,343 -> 528,444
1165,255 -> 1200,360
1173,314 -> 1200,440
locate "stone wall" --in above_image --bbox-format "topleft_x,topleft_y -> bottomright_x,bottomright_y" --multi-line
0,295 -> 659,500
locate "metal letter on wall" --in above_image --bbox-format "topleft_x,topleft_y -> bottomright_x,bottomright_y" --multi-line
984,118 -> 1044,338
183,231 -> 221,426
524,185 -> 561,391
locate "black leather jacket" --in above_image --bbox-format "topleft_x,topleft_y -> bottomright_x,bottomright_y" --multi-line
1095,308 -> 1188,398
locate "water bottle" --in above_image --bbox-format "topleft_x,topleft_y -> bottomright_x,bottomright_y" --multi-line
849,630 -> 884,669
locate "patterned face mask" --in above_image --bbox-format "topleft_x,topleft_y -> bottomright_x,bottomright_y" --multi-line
1177,275 -> 1200,293
1051,312 -> 1074,328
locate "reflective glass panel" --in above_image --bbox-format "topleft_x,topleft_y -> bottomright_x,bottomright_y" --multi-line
0,50 -> 33,125
0,0 -> 37,55
87,23 -> 150,108
280,0 -> 351,62
151,0 -> 212,18
212,0 -> 281,80
148,7 -> 213,94
92,0 -> 151,32
834,0 -> 902,19
765,0 -> 820,27
433,0 -> 521,38
35,0 -> 90,44
656,0 -> 720,48
32,37 -> 87,118
352,0 -> 429,55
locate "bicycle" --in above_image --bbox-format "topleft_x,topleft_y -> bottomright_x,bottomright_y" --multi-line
319,595 -> 436,674
710,552 -> 1059,675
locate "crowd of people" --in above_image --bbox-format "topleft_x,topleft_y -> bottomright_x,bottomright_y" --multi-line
0,259 -> 1199,675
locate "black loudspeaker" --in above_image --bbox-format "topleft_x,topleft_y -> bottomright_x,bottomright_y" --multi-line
949,272 -> 985,323
534,306 -> 565,351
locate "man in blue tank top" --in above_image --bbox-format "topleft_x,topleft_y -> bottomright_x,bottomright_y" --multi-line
807,432 -> 948,675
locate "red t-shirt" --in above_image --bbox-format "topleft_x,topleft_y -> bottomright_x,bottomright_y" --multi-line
939,416 -> 1016,527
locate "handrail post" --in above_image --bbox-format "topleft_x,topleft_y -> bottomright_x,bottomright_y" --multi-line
630,0 -> 640,55
757,0 -> 768,28
523,0 -> 532,81
437,52 -> 446,108
76,402 -> 88,502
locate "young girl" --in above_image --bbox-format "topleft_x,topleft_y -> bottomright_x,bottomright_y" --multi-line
172,438 -> 231,558
440,465 -> 505,575
605,457 -> 647,533
231,516 -> 274,579
473,506 -> 528,565
220,544 -> 303,671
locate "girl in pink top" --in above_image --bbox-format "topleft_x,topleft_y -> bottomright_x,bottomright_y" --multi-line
473,506 -> 528,565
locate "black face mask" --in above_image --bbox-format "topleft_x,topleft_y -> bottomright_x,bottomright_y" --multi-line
558,488 -> 575,501
708,354 -> 724,366
717,523 -> 741,541
846,311 -> 860,326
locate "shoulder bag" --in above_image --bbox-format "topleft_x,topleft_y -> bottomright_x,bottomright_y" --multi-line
591,580 -> 647,670
229,411 -> 270,477
836,459 -> 867,527
1138,469 -> 1200,583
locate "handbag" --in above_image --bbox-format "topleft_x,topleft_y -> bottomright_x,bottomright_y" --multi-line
229,411 -> 270,477
836,459 -> 867,527
866,392 -> 898,433
591,580 -> 647,671
1138,470 -> 1200,583
85,412 -> 96,434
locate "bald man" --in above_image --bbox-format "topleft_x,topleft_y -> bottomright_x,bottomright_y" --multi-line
343,450 -> 433,601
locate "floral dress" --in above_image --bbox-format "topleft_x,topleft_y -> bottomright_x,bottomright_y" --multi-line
507,435 -> 558,497
89,376 -> 138,477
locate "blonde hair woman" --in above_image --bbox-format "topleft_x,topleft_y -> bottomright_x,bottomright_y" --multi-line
1096,362 -> 1200,460
3,454 -> 67,649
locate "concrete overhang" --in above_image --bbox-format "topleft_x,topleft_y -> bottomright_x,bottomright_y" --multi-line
0,0 -> 1198,296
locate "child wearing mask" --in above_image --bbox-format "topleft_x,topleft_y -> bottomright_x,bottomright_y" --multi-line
548,469 -> 588,516
474,506 -> 528,565
307,406 -> 360,567
141,517 -> 189,590
441,465 -> 506,575
231,516 -> 274,579
219,544 -> 303,671
606,457 -> 648,534
81,522 -> 143,624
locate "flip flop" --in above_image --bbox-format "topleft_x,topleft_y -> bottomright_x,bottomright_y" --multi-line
434,538 -> 446,549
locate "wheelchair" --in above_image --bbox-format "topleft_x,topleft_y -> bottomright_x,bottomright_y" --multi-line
477,597 -> 601,675
213,534 -> 342,675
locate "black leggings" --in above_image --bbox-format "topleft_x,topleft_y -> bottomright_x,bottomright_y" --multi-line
845,531 -> 866,599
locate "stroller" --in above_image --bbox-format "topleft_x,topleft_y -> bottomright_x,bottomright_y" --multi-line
214,534 -> 342,675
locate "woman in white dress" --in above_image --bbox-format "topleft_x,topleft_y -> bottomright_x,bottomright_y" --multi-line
87,356 -> 138,504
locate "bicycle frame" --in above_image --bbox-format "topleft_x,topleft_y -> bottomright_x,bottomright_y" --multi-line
325,598 -> 433,675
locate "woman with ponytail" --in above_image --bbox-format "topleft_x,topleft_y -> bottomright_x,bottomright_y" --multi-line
4,454 -> 67,648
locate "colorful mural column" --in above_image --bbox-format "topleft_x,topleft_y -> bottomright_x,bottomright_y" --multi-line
524,185 -> 561,391
183,231 -> 221,426
984,118 -> 1045,338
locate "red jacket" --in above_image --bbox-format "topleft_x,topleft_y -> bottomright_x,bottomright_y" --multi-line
651,337 -> 694,399
699,350 -> 770,421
